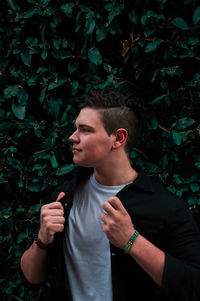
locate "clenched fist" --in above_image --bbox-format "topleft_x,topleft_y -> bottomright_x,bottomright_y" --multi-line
38,192 -> 66,245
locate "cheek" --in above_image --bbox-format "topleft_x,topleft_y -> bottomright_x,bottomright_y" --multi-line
91,141 -> 111,156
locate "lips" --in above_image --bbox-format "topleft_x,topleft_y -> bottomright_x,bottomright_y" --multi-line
72,147 -> 82,153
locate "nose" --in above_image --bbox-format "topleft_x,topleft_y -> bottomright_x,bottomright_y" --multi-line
69,130 -> 79,143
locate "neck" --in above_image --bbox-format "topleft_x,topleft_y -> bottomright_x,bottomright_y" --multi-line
94,154 -> 138,186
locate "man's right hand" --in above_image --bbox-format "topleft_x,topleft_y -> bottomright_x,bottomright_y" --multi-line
38,192 -> 66,245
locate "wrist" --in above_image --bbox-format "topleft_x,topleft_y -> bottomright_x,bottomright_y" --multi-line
124,230 -> 139,254
34,229 -> 52,250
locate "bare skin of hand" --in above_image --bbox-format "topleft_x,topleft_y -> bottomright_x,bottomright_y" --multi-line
100,196 -> 165,287
38,192 -> 66,245
100,196 -> 135,249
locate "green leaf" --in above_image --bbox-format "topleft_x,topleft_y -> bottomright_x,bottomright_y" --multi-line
88,47 -> 102,65
128,9 -> 139,24
47,99 -> 62,119
12,103 -> 26,120
70,80 -> 79,95
94,74 -> 114,89
48,79 -> 67,90
175,117 -> 195,130
53,38 -> 61,50
4,85 -> 19,99
17,89 -> 29,105
172,131 -> 182,146
62,38 -> 68,48
173,173 -> 182,185
55,164 -> 74,176
7,0 -> 18,11
149,94 -> 166,104
141,11 -> 165,25
17,233 -> 27,244
107,3 -> 124,25
144,25 -> 157,38
40,87 -> 47,103
75,11 -> 82,33
67,60 -> 79,74
50,154 -> 59,168
148,119 -> 158,130
28,183 -> 42,192
171,17 -> 189,30
85,17 -> 96,35
40,0 -> 52,8
188,37 -> 199,45
17,179 -> 24,188
107,21 -> 121,35
96,24 -> 107,42
24,7 -> 42,18
190,183 -> 199,192
9,146 -> 18,153
61,3 -> 75,17
145,39 -> 162,53
32,164 -> 47,171
51,49 -> 72,60
21,52 -> 32,67
41,47 -> 48,60
195,162 -> 200,169
193,6 -> 200,24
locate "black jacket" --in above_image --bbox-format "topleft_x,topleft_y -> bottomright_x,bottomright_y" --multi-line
39,167 -> 200,300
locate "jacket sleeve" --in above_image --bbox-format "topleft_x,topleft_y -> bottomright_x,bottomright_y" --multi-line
159,198 -> 200,301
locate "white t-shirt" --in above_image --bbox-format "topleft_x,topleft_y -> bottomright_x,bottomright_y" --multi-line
63,174 -> 127,301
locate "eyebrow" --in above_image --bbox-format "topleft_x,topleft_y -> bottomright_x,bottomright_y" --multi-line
76,124 -> 95,131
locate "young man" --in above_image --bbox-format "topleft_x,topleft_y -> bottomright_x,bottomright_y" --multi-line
21,88 -> 200,301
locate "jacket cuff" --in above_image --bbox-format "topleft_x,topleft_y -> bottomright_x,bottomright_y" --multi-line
159,252 -> 185,300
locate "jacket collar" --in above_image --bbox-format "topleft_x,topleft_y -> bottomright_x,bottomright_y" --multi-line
74,167 -> 155,193
131,171 -> 155,193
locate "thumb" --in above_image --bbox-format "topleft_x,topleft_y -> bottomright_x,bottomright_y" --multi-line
56,192 -> 66,202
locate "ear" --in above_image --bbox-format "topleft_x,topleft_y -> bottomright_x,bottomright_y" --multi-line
112,128 -> 128,150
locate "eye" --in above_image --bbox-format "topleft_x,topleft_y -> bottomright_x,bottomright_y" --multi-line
81,127 -> 90,133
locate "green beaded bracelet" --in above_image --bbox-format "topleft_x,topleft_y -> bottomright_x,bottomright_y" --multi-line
124,230 -> 139,254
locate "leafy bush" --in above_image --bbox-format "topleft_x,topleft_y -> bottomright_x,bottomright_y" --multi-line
0,0 -> 200,299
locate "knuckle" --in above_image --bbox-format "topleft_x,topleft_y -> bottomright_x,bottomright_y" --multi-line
60,224 -> 64,231
41,204 -> 47,210
40,207 -> 46,215
108,220 -> 114,228
43,216 -> 49,223
102,224 -> 108,233
41,210 -> 47,218
102,202 -> 107,209
114,215 -> 120,223
46,226 -> 53,235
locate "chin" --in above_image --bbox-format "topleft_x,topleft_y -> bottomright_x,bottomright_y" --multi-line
73,160 -> 94,168
73,156 -> 97,168
78,163 -> 94,168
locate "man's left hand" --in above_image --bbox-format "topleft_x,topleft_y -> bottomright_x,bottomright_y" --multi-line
100,196 -> 134,249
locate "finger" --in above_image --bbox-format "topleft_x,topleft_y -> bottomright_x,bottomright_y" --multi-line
47,224 -> 65,234
48,209 -> 64,217
44,201 -> 64,210
46,216 -> 65,224
102,201 -> 116,216
56,192 -> 66,202
100,212 -> 110,223
108,196 -> 126,212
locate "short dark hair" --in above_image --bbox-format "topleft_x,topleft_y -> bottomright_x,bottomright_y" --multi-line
79,88 -> 146,156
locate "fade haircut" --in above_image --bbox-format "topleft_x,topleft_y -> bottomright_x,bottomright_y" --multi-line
79,88 -> 145,156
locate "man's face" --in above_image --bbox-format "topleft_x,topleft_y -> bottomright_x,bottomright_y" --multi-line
69,108 -> 115,168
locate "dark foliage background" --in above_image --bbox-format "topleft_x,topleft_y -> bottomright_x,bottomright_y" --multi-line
0,0 -> 200,299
